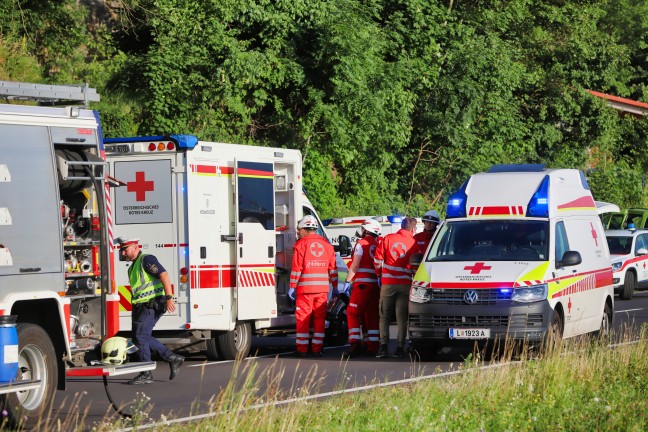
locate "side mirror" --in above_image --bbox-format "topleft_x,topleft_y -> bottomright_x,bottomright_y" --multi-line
335,235 -> 352,257
557,251 -> 582,268
637,248 -> 648,256
409,252 -> 423,267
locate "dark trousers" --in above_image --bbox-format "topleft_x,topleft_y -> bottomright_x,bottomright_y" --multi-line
132,305 -> 172,362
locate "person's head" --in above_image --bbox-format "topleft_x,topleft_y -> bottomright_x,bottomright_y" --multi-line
115,238 -> 140,262
357,219 -> 381,238
422,210 -> 441,232
401,216 -> 418,233
297,215 -> 318,239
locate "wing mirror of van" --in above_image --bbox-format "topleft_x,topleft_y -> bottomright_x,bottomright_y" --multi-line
637,248 -> 648,256
409,252 -> 423,267
558,251 -> 582,268
335,235 -> 352,257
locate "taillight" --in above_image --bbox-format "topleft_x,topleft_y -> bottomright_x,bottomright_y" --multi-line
180,267 -> 188,283
148,143 -> 156,151
167,142 -> 175,150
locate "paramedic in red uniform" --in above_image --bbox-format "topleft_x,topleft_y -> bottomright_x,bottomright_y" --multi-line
413,210 -> 441,253
342,219 -> 382,358
374,217 -> 419,358
289,215 -> 338,357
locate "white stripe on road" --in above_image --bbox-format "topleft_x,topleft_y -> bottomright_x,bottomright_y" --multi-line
616,308 -> 644,313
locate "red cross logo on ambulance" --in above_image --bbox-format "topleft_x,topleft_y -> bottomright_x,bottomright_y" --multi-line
310,241 -> 324,257
464,262 -> 492,274
391,242 -> 407,259
127,171 -> 154,201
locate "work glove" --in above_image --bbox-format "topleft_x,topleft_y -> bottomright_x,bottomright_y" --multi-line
377,277 -> 381,287
341,282 -> 351,295
288,288 -> 295,301
332,287 -> 339,297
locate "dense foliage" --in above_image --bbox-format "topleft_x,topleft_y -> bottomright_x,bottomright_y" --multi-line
1,0 -> 647,218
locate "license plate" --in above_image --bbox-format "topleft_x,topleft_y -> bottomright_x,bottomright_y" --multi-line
449,328 -> 490,339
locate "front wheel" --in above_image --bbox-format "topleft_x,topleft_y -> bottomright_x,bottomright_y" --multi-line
207,322 -> 252,361
1,323 -> 58,429
620,272 -> 636,300
543,309 -> 563,355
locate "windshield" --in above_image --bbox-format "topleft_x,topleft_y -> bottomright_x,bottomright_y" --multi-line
606,236 -> 632,255
426,220 -> 549,262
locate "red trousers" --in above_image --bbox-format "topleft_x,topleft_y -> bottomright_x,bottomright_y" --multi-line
346,284 -> 380,353
295,292 -> 328,353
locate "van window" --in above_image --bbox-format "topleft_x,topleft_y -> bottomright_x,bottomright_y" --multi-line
237,161 -> 274,230
635,234 -> 648,253
554,221 -> 570,261
426,220 -> 548,262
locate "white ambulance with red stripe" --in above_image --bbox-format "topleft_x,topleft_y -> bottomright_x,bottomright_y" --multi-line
409,164 -> 614,356
105,135 -> 349,359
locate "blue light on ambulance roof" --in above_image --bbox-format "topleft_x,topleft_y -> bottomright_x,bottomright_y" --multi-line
446,180 -> 468,218
526,175 -> 550,217
104,134 -> 198,149
387,215 -> 403,224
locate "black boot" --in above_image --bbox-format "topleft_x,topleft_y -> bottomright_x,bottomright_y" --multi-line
166,353 -> 185,380
127,371 -> 153,385
375,344 -> 389,359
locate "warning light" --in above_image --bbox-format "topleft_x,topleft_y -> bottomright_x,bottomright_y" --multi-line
148,143 -> 156,151
180,267 -> 188,275
157,142 -> 165,151
167,142 -> 175,150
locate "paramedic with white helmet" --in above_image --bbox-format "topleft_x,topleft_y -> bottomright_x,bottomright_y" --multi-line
289,215 -> 338,357
342,219 -> 382,358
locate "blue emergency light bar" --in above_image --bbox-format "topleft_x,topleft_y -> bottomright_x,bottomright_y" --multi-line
488,164 -> 546,173
104,134 -> 199,149
446,180 -> 468,218
387,215 -> 403,224
526,175 -> 550,217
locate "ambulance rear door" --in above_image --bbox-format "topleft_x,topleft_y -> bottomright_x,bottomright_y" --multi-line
111,154 -> 181,322
235,160 -> 277,320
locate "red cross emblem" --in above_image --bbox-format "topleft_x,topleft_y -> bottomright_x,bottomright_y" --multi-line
391,242 -> 407,259
464,262 -> 492,274
567,297 -> 572,313
644,262 -> 646,270
127,171 -> 154,201
310,241 -> 324,257
590,222 -> 598,247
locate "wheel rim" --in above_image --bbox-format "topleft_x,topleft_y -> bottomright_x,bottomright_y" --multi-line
600,306 -> 610,337
16,344 -> 48,410
234,324 -> 249,351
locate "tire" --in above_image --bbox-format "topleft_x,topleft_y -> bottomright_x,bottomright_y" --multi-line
211,322 -> 252,360
543,309 -> 563,354
594,301 -> 613,341
620,271 -> 636,300
408,341 -> 437,361
1,323 -> 58,429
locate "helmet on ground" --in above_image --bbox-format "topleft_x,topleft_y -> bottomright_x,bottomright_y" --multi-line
101,337 -> 138,365
362,219 -> 382,236
297,215 -> 319,230
422,210 -> 441,224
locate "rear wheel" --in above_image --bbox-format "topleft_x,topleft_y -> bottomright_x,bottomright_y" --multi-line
207,322 -> 252,360
620,272 -> 636,300
594,301 -> 613,342
1,323 -> 58,429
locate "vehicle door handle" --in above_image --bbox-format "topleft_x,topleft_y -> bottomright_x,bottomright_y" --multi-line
20,267 -> 41,273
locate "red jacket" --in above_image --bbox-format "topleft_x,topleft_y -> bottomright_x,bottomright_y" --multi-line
413,230 -> 434,253
290,234 -> 338,294
374,229 -> 418,285
350,235 -> 379,285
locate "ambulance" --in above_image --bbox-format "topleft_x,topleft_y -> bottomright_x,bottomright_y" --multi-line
409,164 -> 614,355
104,135 -> 350,359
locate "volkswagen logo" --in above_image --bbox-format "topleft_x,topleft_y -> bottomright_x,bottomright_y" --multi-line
463,290 -> 479,304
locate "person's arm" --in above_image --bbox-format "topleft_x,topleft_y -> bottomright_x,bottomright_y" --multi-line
159,271 -> 176,313
346,244 -> 363,282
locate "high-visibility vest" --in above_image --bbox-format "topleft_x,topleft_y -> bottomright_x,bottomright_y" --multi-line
128,254 -> 164,305
350,236 -> 379,285
374,229 -> 417,285
290,234 -> 338,294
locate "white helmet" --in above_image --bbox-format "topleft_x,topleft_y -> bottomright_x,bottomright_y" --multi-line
422,210 -> 441,224
101,337 -> 138,365
362,219 -> 382,236
297,215 -> 319,229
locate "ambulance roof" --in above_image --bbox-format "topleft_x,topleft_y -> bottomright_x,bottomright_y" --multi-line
447,164 -> 596,219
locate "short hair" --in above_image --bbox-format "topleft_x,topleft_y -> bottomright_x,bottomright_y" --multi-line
401,217 -> 418,230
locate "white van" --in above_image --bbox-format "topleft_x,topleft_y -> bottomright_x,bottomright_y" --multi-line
409,164 -> 614,354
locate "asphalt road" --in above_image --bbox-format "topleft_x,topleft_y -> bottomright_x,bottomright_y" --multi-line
50,292 -> 648,430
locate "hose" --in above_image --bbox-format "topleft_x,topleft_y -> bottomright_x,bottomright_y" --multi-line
102,375 -> 133,419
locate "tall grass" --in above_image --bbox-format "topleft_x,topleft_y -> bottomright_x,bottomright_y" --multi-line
28,326 -> 648,431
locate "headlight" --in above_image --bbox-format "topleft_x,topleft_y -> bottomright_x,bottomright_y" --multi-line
511,284 -> 547,303
410,286 -> 431,303
611,262 -> 622,272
